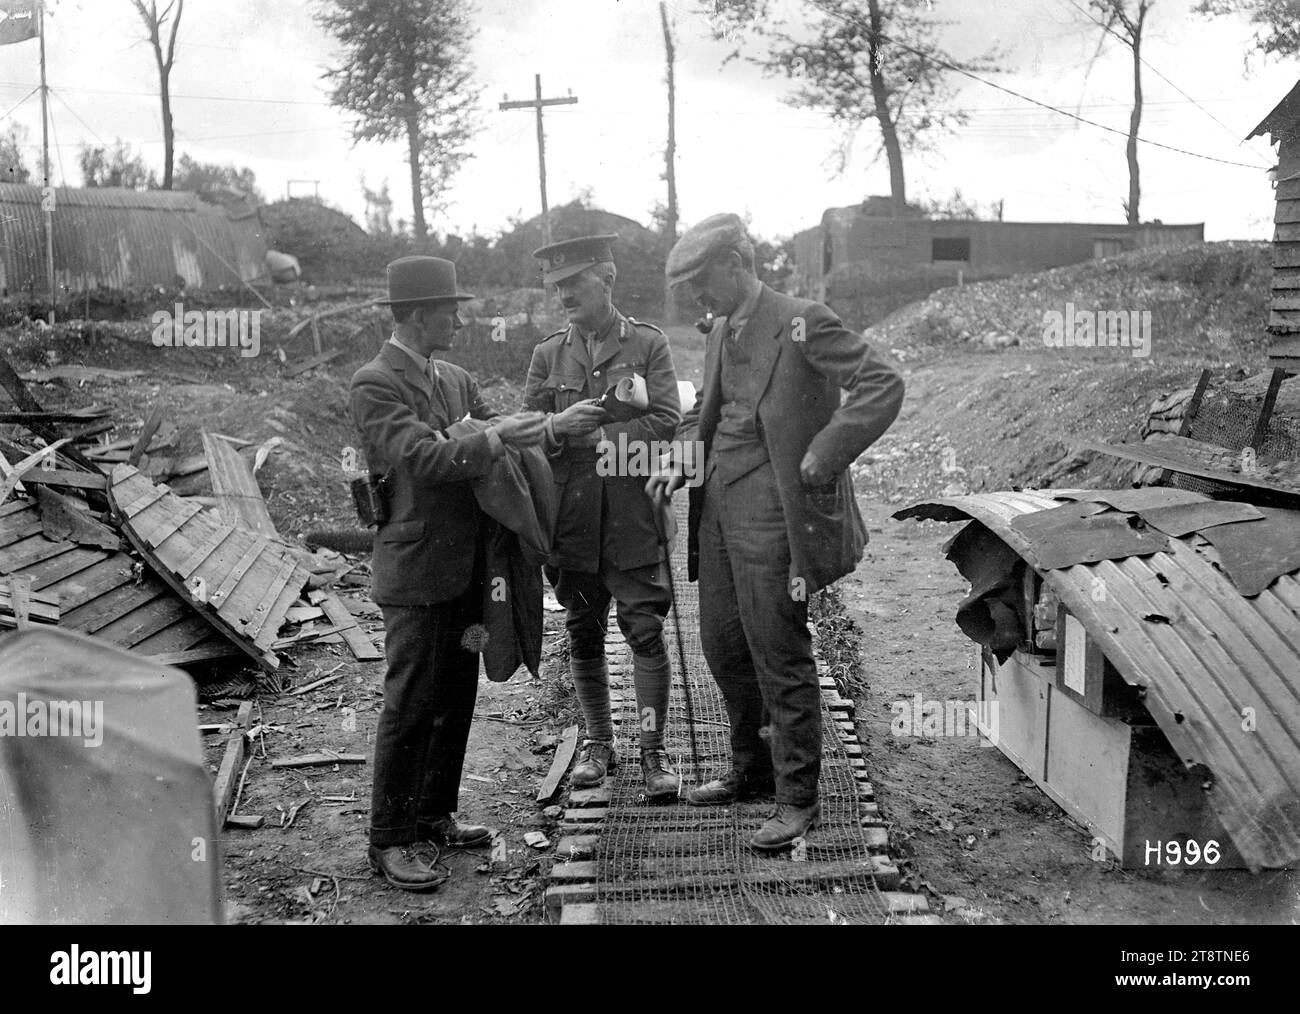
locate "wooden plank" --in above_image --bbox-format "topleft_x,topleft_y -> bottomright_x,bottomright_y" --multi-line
207,541 -> 267,610
20,547 -> 108,591
1276,200 -> 1300,225
213,701 -> 254,824
0,409 -> 110,424
127,405 -> 165,467
117,483 -> 170,520
176,523 -> 238,579
21,469 -> 107,491
61,579 -> 167,634
268,752 -> 366,769
318,592 -> 382,661
284,347 -> 344,377
225,815 -> 265,830
0,534 -> 77,573
601,857 -> 902,894
131,614 -> 220,657
0,499 -> 32,520
1085,440 -> 1300,499
42,556 -> 136,610
537,724 -> 580,802
242,554 -> 305,642
0,515 -> 44,546
1270,293 -> 1300,311
141,498 -> 205,548
149,644 -> 243,667
202,430 -> 278,539
96,594 -> 191,648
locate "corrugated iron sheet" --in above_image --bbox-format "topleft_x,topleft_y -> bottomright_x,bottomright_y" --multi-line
900,489 -> 1300,869
0,183 -> 266,296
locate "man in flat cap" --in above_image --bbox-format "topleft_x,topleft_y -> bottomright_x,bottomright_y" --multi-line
648,214 -> 904,851
525,235 -> 683,800
350,256 -> 546,890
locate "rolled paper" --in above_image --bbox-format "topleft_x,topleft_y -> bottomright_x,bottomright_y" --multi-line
613,373 -> 650,410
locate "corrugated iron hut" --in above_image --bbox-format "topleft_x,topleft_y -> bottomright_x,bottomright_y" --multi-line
0,183 -> 267,300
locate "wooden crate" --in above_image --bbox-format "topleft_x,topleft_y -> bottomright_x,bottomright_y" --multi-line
977,646 -> 1244,869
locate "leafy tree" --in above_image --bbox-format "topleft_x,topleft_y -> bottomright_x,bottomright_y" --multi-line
315,0 -> 480,241
705,0 -> 1001,212
128,1 -> 184,189
0,124 -> 32,184
78,140 -> 158,189
1196,0 -> 1300,61
173,153 -> 263,203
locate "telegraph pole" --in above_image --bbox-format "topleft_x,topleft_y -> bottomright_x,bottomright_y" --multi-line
38,0 -> 54,323
499,75 -> 577,248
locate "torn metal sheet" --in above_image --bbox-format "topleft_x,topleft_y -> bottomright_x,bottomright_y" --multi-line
1009,500 -> 1171,570
1199,507 -> 1300,596
1056,488 -> 1206,512
894,489 -> 1300,869
945,521 -> 1025,663
33,484 -> 122,551
1138,500 -> 1264,538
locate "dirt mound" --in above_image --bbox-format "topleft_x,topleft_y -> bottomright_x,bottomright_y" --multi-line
870,242 -> 1271,366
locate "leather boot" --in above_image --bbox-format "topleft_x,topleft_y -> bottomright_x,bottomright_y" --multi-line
750,802 -> 822,852
640,749 -> 680,801
422,814 -> 494,848
571,739 -> 617,788
367,845 -> 448,891
686,766 -> 777,806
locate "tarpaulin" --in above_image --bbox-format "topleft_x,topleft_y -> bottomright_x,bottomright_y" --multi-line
0,627 -> 221,924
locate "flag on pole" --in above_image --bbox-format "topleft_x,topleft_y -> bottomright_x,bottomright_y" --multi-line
0,1 -> 39,46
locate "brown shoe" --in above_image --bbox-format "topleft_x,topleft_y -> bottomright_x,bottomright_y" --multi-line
750,802 -> 822,852
367,845 -> 449,891
422,814 -> 494,848
571,739 -> 617,789
640,749 -> 680,801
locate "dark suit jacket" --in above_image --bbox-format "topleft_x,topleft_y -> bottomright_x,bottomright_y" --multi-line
680,284 -> 905,593
349,341 -> 502,606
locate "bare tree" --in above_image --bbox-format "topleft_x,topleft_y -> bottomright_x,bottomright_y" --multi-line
1080,0 -> 1154,224
707,0 -> 1001,214
129,0 -> 183,190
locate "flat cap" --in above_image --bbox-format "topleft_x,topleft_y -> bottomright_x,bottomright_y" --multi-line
533,234 -> 618,285
665,212 -> 749,285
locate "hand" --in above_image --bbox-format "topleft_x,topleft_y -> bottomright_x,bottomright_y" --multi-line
799,450 -> 835,487
552,400 -> 607,438
645,472 -> 685,501
491,411 -> 545,449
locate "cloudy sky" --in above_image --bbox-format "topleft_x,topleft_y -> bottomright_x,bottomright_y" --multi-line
1,0 -> 1295,242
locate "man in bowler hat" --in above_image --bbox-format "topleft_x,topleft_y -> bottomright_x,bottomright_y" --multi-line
524,235 -> 683,800
350,256 -> 545,890
647,215 -> 904,851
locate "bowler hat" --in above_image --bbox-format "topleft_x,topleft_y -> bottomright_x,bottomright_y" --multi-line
666,213 -> 749,285
375,256 -> 475,306
533,234 -> 618,285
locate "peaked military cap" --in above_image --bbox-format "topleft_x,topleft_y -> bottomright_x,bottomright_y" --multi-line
533,234 -> 618,285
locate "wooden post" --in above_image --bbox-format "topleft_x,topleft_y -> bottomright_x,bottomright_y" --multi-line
499,76 -> 578,249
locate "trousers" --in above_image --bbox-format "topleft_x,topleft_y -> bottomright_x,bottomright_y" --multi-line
370,584 -> 483,848
698,461 -> 821,806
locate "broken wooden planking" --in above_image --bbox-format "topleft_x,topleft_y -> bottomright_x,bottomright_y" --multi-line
537,724 -> 580,802
109,464 -> 310,672
213,701 -> 255,825
269,752 -> 366,769
201,430 -> 279,539
318,592 -> 383,661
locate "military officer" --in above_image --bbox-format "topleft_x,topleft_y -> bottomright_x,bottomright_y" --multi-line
524,234 -> 683,800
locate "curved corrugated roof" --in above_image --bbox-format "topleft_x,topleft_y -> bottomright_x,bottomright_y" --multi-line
901,490 -> 1300,870
0,183 -> 266,295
